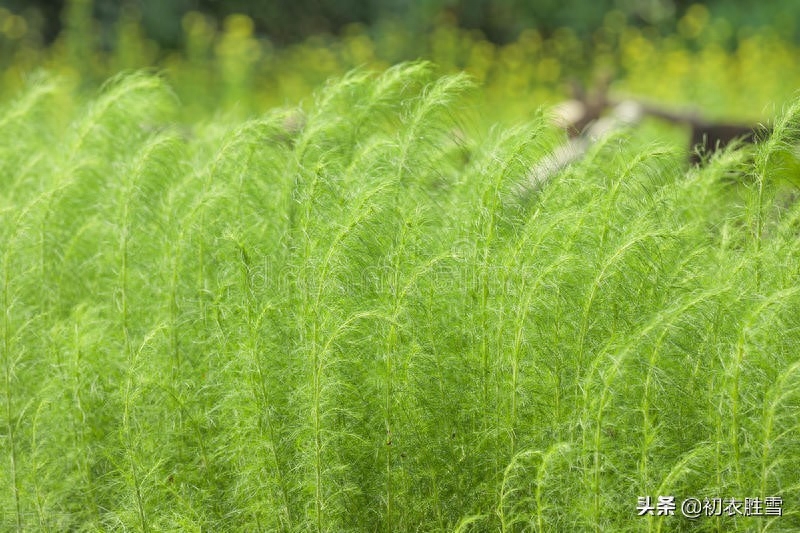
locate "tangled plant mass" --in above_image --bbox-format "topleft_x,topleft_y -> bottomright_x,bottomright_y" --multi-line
1,63 -> 800,531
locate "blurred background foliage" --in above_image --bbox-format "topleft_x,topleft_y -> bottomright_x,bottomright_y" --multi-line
1,0 -> 799,126
4,0 -> 800,47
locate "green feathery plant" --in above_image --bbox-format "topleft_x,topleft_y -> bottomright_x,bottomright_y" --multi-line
1,65 -> 800,531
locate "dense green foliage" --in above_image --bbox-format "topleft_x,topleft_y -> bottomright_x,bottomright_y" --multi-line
2,65 -> 800,531
3,1 -> 800,126
5,0 -> 800,46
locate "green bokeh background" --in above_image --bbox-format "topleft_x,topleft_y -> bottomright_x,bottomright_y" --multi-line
3,0 -> 800,47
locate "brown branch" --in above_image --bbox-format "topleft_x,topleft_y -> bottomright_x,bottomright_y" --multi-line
558,78 -> 771,163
